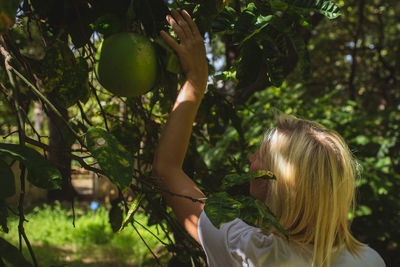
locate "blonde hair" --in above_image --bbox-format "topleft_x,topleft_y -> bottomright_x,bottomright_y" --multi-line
259,115 -> 364,267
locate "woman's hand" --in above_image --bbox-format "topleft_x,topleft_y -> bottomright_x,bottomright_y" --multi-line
160,9 -> 208,91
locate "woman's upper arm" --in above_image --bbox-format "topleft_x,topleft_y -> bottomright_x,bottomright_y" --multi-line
153,168 -> 205,243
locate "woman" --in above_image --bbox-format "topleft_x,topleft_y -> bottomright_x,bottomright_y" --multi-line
153,9 -> 385,267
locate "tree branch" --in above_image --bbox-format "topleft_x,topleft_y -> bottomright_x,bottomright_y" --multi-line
0,36 -> 38,267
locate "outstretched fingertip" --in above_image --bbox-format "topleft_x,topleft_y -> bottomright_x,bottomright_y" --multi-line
182,9 -> 191,18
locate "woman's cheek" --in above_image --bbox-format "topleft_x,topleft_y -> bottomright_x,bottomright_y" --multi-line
250,178 -> 269,202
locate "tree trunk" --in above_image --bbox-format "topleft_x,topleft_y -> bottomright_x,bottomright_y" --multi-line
46,103 -> 75,201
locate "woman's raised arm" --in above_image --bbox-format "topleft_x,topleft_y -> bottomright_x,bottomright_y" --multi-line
152,9 -> 208,243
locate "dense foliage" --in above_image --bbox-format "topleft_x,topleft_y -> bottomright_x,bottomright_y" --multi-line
0,0 -> 399,266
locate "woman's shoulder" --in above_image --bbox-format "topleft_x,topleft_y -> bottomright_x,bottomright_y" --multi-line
335,245 -> 386,267
218,215 -> 296,265
198,211 -> 290,266
219,216 -> 288,249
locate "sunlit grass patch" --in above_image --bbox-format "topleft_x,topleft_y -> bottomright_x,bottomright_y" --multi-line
1,201 -> 170,266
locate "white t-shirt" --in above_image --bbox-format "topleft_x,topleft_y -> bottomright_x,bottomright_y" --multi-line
198,211 -> 386,267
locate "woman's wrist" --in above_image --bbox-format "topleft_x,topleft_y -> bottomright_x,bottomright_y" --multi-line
175,79 -> 206,107
186,74 -> 207,91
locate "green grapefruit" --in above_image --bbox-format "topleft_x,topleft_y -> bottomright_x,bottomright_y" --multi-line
95,32 -> 158,97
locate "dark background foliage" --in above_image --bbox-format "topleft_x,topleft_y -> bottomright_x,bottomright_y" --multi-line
0,0 -> 399,266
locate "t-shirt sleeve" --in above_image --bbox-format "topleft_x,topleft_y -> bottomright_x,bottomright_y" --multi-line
198,210 -> 236,267
198,211 -> 278,267
199,210 -> 281,267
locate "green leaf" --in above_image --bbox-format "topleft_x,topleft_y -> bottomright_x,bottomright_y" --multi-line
270,0 -> 289,11
255,199 -> 288,240
354,135 -> 370,146
204,192 -> 241,228
312,0 -> 342,19
118,194 -> 143,233
265,51 -> 285,87
205,194 -> 286,239
286,0 -> 342,19
154,36 -> 182,74
67,4 -> 93,48
254,0 -> 272,16
109,203 -> 124,233
221,170 -> 275,190
285,23 -> 310,80
0,200 -> 9,233
211,7 -> 237,34
236,39 -> 265,88
0,160 -> 15,198
234,195 -> 259,226
239,15 -> 274,46
0,237 -> 33,267
0,143 -> 62,190
110,122 -> 142,155
233,3 -> 258,42
86,127 -> 133,189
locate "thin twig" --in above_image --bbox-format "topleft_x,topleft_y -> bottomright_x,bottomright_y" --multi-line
156,219 -> 175,246
71,197 -> 76,228
2,130 -> 18,139
77,101 -> 93,126
89,82 -> 109,131
131,223 -> 163,266
17,163 -> 38,267
133,217 -> 169,246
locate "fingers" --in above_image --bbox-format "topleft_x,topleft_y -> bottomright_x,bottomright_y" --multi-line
161,9 -> 203,54
160,30 -> 180,53
171,9 -> 192,38
181,10 -> 201,37
166,14 -> 186,41
166,9 -> 201,40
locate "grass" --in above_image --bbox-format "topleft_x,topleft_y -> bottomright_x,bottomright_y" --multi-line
0,201 -> 171,266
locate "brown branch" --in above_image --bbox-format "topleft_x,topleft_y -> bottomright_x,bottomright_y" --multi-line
1,36 -> 38,267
